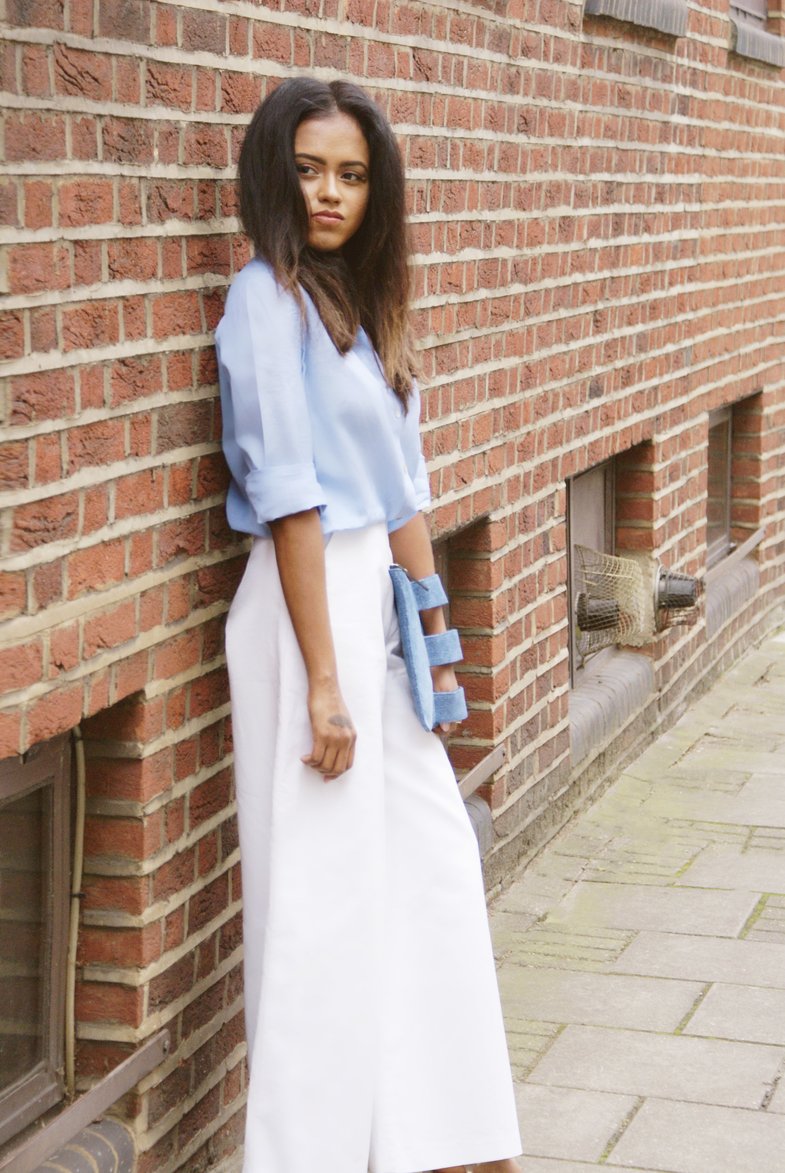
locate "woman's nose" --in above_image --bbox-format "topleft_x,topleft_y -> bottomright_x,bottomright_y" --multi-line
317,171 -> 339,202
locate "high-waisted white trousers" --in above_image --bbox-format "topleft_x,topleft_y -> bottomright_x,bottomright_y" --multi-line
225,524 -> 521,1173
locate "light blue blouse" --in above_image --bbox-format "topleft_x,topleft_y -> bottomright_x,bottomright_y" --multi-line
215,258 -> 431,539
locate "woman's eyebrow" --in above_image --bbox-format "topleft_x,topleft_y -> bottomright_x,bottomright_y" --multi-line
295,151 -> 368,168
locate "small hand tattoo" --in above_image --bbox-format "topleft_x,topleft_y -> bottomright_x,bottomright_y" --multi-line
328,714 -> 352,728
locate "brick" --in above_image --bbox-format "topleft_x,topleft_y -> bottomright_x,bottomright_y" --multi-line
83,599 -> 137,658
118,179 -> 143,225
146,179 -> 196,222
54,43 -> 111,99
25,683 -> 83,747
67,0 -> 94,34
183,122 -> 228,168
0,181 -> 19,227
155,400 -> 212,453
151,290 -> 201,339
0,311 -> 24,361
107,236 -> 158,282
221,70 -> 262,114
7,241 -> 70,294
78,921 -> 161,968
0,440 -> 28,490
97,0 -> 149,42
11,492 -> 79,552
59,178 -> 114,227
102,117 -> 154,165
21,42 -> 52,98
49,622 -> 80,675
0,710 -> 23,759
76,981 -> 143,1027
0,640 -> 44,693
31,561 -> 63,612
5,111 -> 65,161
181,7 -> 226,53
114,55 -> 141,103
30,305 -> 57,353
67,539 -> 125,598
72,239 -> 103,287
6,0 -> 64,27
67,418 -> 124,471
146,61 -> 193,111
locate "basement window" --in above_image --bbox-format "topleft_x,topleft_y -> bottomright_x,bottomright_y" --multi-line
0,737 -> 70,1148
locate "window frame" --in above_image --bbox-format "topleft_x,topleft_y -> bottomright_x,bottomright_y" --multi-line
567,459 -> 616,683
706,406 -> 734,571
0,736 -> 70,1148
731,0 -> 768,25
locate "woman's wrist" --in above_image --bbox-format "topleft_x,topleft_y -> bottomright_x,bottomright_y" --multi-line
420,605 -> 448,636
306,667 -> 340,690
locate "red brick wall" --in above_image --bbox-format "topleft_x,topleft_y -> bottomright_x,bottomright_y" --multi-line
2,0 -> 784,1166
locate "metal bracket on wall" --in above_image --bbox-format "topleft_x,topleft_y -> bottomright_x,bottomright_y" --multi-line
705,526 -> 766,589
0,1030 -> 170,1173
458,744 -> 506,800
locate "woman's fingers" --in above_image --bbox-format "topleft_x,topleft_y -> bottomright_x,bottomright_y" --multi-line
301,708 -> 356,781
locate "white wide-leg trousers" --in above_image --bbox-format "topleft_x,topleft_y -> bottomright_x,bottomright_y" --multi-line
226,524 -> 521,1173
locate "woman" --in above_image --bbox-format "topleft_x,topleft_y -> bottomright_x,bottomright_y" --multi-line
216,76 -> 522,1173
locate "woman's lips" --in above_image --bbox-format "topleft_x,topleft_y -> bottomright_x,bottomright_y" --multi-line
312,212 -> 344,222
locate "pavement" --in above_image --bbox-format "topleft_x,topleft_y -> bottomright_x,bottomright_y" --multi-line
490,624 -> 785,1173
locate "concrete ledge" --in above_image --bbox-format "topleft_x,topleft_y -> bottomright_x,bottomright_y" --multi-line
584,0 -> 688,37
730,18 -> 785,68
466,793 -> 494,857
706,557 -> 760,640
569,649 -> 655,767
36,1120 -> 134,1173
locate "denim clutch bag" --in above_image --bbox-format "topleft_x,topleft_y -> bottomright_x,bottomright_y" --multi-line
388,565 -> 468,731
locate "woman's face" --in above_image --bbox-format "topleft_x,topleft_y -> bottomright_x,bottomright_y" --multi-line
294,111 -> 370,251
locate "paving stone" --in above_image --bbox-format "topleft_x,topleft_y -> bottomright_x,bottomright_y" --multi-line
500,1161 -> 664,1173
527,1024 -> 782,1109
676,845 -> 785,893
514,1083 -> 638,1162
495,922 -> 634,972
504,1016 -> 561,1078
608,1098 -> 785,1172
611,931 -> 785,988
642,789 -> 785,828
545,880 -> 759,937
684,983 -> 785,1044
497,967 -> 702,1032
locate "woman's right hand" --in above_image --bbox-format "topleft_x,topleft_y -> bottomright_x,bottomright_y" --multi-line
301,678 -> 357,782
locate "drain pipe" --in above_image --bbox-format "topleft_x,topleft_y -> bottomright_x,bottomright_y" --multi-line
65,726 -> 87,1098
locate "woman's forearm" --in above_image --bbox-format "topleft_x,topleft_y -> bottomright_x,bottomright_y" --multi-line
389,512 -> 447,636
269,508 -> 338,684
269,508 -> 356,779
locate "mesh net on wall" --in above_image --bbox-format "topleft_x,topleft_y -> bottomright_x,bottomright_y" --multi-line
574,545 -> 650,656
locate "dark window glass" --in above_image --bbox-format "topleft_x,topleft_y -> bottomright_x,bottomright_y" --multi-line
707,410 -> 732,567
1,787 -> 48,1086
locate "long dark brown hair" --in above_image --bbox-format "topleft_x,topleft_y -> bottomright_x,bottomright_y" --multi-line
238,77 -> 416,408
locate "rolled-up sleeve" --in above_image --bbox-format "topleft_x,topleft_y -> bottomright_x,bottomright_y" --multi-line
218,265 -> 326,525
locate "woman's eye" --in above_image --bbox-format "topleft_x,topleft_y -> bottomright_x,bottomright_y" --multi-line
343,171 -> 366,183
296,163 -> 317,176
